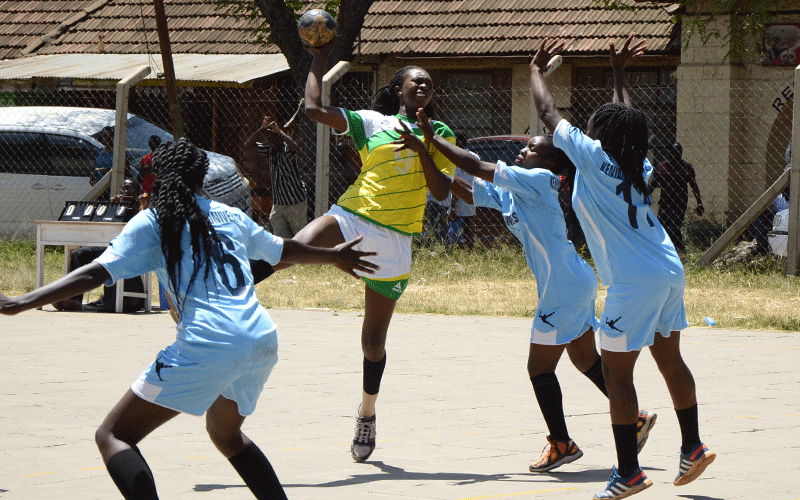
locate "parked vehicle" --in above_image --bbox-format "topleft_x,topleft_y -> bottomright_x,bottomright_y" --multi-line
0,106 -> 251,236
769,208 -> 789,256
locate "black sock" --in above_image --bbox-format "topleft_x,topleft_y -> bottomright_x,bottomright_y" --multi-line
228,442 -> 288,500
363,354 -> 386,396
531,372 -> 570,442
582,357 -> 608,396
612,424 -> 640,478
676,404 -> 700,454
105,447 -> 159,500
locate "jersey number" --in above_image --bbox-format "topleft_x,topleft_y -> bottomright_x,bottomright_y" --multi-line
213,234 -> 246,296
616,179 -> 655,230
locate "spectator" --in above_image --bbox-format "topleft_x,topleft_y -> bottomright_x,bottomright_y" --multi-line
246,116 -> 307,238
138,135 -> 161,193
448,166 -> 476,246
422,188 -> 451,246
52,179 -> 146,312
92,126 -> 131,201
649,142 -> 704,253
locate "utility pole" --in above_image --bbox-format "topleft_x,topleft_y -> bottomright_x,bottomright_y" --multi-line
153,0 -> 183,139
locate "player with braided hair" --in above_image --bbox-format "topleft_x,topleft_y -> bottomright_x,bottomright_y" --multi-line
0,137 -> 378,500
531,35 -> 715,499
295,41 -> 455,462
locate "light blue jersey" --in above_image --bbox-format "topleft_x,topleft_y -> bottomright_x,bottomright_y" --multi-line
473,161 -> 598,310
96,195 -> 284,364
554,119 -> 684,286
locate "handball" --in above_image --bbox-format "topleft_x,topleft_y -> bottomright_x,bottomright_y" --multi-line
297,9 -> 337,47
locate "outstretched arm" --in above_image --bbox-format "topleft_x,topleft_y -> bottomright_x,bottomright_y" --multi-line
304,40 -> 348,132
530,38 -> 566,134
610,33 -> 647,107
450,175 -> 475,206
0,263 -> 110,315
280,236 -> 378,279
688,164 -> 704,215
413,109 -> 497,184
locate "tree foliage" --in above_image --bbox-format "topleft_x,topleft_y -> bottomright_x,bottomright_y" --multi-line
208,0 -> 374,86
597,0 -> 783,60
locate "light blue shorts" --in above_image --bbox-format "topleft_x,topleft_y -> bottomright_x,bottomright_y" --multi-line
531,300 -> 599,345
131,335 -> 278,417
598,283 -> 689,352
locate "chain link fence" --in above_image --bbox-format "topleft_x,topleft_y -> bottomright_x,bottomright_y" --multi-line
0,74 -> 794,259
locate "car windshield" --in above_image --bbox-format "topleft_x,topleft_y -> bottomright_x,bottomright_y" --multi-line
90,116 -> 173,164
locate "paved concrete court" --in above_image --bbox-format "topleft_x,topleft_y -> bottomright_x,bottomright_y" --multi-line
1,307 -> 798,499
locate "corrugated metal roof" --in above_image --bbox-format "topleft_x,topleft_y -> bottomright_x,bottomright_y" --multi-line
0,53 -> 289,84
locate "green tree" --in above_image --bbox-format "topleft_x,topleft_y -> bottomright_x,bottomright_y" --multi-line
212,0 -> 376,85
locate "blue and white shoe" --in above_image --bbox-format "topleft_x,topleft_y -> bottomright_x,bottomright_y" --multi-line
593,465 -> 653,499
674,442 -> 716,486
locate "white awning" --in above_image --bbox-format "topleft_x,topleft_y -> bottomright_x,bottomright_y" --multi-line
0,53 -> 289,85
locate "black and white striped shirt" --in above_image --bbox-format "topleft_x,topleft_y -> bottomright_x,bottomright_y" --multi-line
256,141 -> 306,206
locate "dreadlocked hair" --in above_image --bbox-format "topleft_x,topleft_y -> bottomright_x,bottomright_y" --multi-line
372,66 -> 434,117
150,138 -> 220,309
590,102 -> 650,201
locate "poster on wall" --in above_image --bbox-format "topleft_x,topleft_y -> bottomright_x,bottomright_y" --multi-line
764,24 -> 800,65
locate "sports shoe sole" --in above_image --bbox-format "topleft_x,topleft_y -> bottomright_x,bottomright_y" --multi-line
636,412 -> 657,454
529,448 -> 584,472
674,450 -> 716,486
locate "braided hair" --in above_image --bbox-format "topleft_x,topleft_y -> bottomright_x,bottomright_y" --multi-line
590,102 -> 650,201
150,138 -> 221,309
372,66 -> 434,117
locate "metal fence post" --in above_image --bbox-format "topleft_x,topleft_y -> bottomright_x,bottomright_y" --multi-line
787,65 -> 800,275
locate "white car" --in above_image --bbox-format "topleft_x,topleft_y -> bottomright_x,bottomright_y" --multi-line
0,106 -> 251,236
768,208 -> 789,257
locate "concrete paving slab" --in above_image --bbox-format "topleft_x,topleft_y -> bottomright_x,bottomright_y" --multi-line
1,307 -> 799,499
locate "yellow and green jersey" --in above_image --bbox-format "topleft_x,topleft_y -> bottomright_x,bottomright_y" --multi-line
335,108 -> 456,236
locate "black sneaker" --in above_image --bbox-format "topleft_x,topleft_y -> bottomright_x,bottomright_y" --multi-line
83,298 -> 106,312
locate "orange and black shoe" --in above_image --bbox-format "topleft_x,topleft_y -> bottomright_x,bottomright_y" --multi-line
636,410 -> 657,454
529,436 -> 584,472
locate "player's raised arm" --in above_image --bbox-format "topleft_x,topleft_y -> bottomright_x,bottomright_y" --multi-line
530,38 -> 566,134
304,40 -> 348,132
610,33 -> 647,107
0,263 -> 110,315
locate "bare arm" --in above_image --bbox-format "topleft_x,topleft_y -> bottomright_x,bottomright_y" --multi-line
530,38 -> 567,134
610,33 -> 647,106
279,236 -> 378,279
450,175 -> 475,206
687,163 -> 704,215
304,41 -> 348,132
0,263 -> 110,315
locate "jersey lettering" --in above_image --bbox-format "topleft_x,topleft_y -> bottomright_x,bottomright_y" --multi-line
615,179 -> 655,230
213,234 -> 246,296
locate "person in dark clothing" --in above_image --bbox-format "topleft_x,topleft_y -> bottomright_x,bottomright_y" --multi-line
649,142 -> 704,253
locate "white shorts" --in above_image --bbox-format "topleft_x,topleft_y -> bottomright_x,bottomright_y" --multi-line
131,335 -> 278,417
327,205 -> 412,299
531,300 -> 599,345
599,283 -> 689,352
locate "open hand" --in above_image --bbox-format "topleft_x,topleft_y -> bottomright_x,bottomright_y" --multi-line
696,204 -> 705,217
415,109 -> 435,141
303,36 -> 337,57
531,38 -> 566,73
610,33 -> 647,69
391,120 -> 426,154
330,236 -> 379,279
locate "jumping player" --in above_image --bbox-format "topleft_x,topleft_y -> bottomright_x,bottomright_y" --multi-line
290,40 -> 455,462
0,138 -> 378,500
396,114 -> 656,472
531,34 -> 715,498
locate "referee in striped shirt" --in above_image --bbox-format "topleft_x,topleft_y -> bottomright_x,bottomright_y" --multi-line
249,116 -> 308,238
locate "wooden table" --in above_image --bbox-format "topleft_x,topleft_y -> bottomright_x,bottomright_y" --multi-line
35,220 -> 151,312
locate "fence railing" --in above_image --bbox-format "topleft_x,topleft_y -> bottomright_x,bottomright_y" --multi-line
0,74 -> 795,268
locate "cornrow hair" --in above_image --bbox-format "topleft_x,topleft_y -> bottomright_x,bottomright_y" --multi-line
150,137 -> 221,310
590,102 -> 650,201
372,66 -> 435,117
